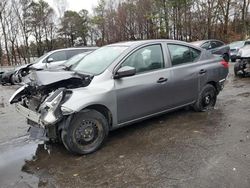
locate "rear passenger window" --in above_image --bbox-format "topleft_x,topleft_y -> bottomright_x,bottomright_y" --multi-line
215,41 -> 224,47
210,42 -> 217,48
201,42 -> 210,50
167,44 -> 201,66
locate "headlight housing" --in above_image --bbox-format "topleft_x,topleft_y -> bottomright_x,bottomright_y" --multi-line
40,89 -> 72,125
45,91 -> 64,110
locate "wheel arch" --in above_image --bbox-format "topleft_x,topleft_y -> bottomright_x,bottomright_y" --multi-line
83,104 -> 113,129
206,81 -> 219,94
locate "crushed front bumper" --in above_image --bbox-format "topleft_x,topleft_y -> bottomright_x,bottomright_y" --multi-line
16,103 -> 59,140
16,103 -> 42,125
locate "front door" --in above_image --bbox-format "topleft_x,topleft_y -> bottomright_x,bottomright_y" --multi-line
115,44 -> 171,124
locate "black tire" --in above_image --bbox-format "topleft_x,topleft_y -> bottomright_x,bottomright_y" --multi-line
193,84 -> 217,112
231,58 -> 236,62
61,109 -> 109,155
223,53 -> 230,62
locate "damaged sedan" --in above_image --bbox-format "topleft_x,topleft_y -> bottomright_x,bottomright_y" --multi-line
9,40 -> 229,155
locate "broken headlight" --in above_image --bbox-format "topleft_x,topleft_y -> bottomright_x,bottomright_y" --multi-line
40,89 -> 72,125
45,91 -> 64,110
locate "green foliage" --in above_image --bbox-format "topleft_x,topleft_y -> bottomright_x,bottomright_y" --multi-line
59,9 -> 89,46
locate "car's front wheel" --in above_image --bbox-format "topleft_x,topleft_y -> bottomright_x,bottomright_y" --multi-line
193,84 -> 217,112
61,109 -> 109,155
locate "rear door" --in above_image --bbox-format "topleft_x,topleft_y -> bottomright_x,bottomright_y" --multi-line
115,44 -> 172,124
165,43 -> 203,106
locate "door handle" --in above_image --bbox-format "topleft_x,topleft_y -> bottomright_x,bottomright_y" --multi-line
199,69 -> 207,74
157,77 -> 168,83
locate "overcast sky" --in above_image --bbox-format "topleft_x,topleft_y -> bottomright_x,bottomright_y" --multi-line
44,0 -> 99,15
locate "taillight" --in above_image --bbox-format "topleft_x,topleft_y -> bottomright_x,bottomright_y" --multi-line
220,60 -> 229,68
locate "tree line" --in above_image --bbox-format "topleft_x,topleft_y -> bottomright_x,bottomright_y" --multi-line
0,0 -> 249,66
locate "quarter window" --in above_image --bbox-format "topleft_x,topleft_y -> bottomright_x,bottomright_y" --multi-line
167,44 -> 201,66
122,45 -> 164,74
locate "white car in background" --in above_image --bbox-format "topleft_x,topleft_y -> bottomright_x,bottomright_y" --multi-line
31,47 -> 98,69
0,47 -> 97,85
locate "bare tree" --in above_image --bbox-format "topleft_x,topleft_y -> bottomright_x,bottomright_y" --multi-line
0,0 -> 10,65
12,0 -> 32,64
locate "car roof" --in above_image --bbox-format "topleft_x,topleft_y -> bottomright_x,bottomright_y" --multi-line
51,47 -> 98,53
192,39 -> 223,43
107,39 -> 198,48
191,39 -> 225,47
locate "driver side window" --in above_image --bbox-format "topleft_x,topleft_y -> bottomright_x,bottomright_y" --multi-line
122,44 -> 164,74
201,42 -> 211,50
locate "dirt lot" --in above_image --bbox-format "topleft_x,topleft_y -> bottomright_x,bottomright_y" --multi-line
0,65 -> 250,188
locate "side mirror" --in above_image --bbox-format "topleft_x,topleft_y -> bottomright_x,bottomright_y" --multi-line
114,66 -> 136,79
47,57 -> 54,63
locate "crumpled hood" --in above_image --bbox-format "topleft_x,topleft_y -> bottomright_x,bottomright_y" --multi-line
9,70 -> 93,104
24,70 -> 93,90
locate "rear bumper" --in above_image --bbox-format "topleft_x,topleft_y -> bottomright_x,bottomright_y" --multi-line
218,78 -> 226,91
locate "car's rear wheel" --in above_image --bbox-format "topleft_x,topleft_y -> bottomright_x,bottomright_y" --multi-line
61,109 -> 109,155
193,84 -> 217,112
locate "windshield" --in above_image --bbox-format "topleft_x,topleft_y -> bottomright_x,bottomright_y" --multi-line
72,46 -> 128,75
229,41 -> 244,49
64,53 -> 89,67
32,53 -> 49,64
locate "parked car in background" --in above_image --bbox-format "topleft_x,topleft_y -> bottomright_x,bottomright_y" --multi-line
0,47 -> 97,85
10,40 -> 229,155
57,52 -> 92,70
234,44 -> 250,77
31,47 -> 98,70
191,39 -> 230,62
229,40 -> 250,62
13,52 -> 92,84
